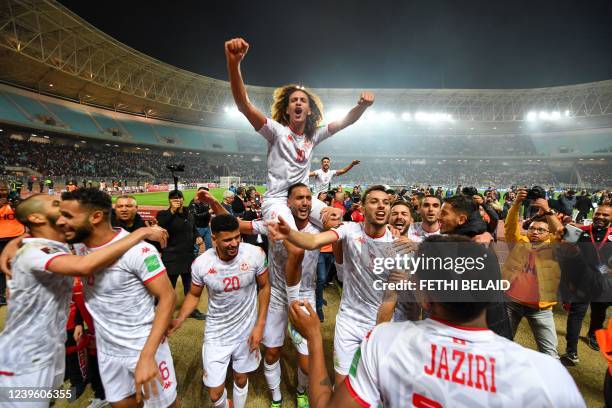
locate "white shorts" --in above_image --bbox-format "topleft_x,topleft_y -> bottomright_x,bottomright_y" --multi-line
202,340 -> 261,388
263,295 -> 314,355
0,352 -> 65,408
262,196 -> 327,230
333,314 -> 373,376
98,340 -> 177,407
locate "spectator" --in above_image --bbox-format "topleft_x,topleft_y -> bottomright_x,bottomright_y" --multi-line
503,189 -> 564,358
575,191 -> 594,223
0,180 -> 25,306
221,190 -> 235,215
232,186 -> 246,218
156,190 -> 206,320
189,187 -> 213,251
111,195 -> 147,233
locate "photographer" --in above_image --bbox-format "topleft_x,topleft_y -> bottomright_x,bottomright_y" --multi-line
156,190 -> 206,320
503,189 -> 564,357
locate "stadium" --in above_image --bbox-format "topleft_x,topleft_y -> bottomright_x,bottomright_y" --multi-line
0,0 -> 611,407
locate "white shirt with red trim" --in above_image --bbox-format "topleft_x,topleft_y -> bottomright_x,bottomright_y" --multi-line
257,118 -> 333,199
332,222 -> 395,326
313,169 -> 337,194
0,238 -> 72,375
407,222 -> 441,243
251,219 -> 320,308
347,319 -> 585,408
74,229 -> 166,357
191,243 -> 267,345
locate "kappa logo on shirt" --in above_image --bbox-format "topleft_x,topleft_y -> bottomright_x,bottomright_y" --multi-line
355,236 -> 366,245
141,247 -> 151,254
208,268 -> 217,275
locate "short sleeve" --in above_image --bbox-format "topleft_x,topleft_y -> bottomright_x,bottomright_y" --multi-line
128,244 -> 166,284
23,245 -> 70,274
330,222 -> 351,241
191,259 -> 206,287
331,170 -> 338,177
529,352 -> 586,407
257,118 -> 284,144
346,327 -> 383,407
311,124 -> 333,146
254,247 -> 267,276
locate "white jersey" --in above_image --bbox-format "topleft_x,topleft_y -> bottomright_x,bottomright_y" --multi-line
331,222 -> 395,326
257,118 -> 333,199
0,239 -> 72,375
191,243 -> 267,345
312,169 -> 337,194
407,222 -> 441,243
347,319 -> 585,408
74,229 -> 166,357
251,219 -> 320,307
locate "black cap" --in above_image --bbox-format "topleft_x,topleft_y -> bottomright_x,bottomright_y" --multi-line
168,190 -> 183,199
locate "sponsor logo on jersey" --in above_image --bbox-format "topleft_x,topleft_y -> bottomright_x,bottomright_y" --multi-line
141,247 -> 151,254
208,267 -> 217,275
144,255 -> 161,272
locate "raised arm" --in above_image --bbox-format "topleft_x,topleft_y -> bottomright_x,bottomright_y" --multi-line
225,38 -> 266,130
309,170 -> 317,178
328,92 -> 374,134
47,227 -> 168,277
267,216 -> 339,250
335,160 -> 360,176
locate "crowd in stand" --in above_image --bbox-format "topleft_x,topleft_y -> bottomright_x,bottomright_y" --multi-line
0,135 -> 610,189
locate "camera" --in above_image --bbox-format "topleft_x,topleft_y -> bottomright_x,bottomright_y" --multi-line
526,185 -> 546,201
166,164 -> 185,172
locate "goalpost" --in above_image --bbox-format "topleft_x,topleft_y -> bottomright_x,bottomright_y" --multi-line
219,176 -> 241,190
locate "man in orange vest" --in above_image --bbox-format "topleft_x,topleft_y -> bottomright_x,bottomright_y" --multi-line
0,180 -> 26,306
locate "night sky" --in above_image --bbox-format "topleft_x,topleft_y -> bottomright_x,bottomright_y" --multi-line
58,0 -> 612,89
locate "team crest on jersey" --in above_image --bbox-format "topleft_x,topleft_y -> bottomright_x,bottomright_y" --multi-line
240,262 -> 249,272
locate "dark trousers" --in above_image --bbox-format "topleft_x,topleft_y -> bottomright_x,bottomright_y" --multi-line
486,301 -> 513,340
169,273 -> 192,296
0,240 -> 8,299
566,301 -> 611,354
576,210 -> 589,223
316,253 -> 334,311
65,331 -> 105,400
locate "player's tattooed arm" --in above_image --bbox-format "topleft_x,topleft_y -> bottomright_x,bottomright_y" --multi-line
328,92 -> 374,134
46,227 -> 168,276
225,38 -> 266,130
288,301 -> 362,408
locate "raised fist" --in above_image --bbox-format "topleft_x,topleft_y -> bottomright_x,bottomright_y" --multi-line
225,38 -> 249,65
358,91 -> 374,107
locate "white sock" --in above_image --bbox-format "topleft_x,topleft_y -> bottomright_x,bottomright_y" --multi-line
211,388 -> 227,407
286,283 -> 301,305
297,367 -> 309,394
233,380 -> 248,408
264,360 -> 282,402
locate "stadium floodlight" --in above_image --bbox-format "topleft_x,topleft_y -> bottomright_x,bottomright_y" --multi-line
326,108 -> 348,122
526,111 -> 537,121
224,106 -> 241,116
401,112 -> 412,121
565,110 -> 570,117
550,111 -> 561,120
380,111 -> 396,121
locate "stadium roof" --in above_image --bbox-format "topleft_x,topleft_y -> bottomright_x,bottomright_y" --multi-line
1,0 -> 612,126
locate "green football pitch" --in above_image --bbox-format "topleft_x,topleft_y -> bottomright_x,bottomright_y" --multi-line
113,186 -> 267,207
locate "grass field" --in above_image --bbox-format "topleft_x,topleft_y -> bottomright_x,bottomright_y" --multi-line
115,187 -> 266,207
